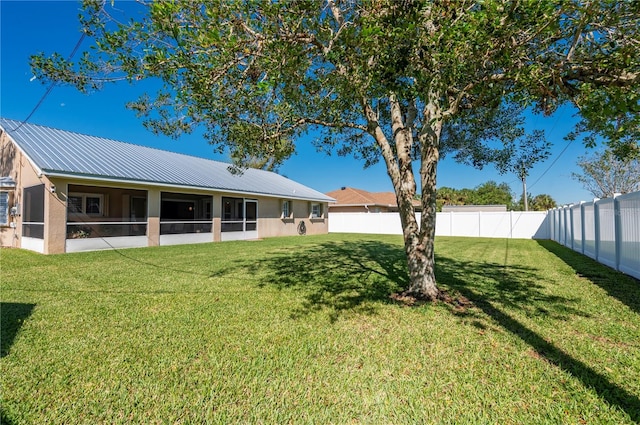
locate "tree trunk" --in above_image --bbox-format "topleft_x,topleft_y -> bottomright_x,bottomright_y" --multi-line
396,124 -> 440,301
363,94 -> 442,301
402,214 -> 439,300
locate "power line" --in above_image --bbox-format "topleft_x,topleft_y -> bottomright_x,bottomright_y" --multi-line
526,106 -> 573,191
11,32 -> 87,132
528,138 -> 575,190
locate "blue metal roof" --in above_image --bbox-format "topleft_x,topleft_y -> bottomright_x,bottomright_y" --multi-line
0,118 -> 334,202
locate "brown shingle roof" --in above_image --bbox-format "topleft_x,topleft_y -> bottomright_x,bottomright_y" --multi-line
326,187 -> 421,208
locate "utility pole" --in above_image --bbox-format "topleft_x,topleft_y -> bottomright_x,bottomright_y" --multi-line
520,160 -> 528,211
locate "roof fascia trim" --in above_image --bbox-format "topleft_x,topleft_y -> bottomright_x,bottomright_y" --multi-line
44,171 -> 334,202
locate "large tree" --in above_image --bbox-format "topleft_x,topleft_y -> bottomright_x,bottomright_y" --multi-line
529,194 -> 557,211
436,181 -> 515,211
32,0 -> 640,300
572,149 -> 640,198
469,181 -> 514,208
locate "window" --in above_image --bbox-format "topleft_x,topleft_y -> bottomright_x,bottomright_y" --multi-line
68,193 -> 104,216
0,192 -> 8,225
282,200 -> 291,218
310,203 -> 322,218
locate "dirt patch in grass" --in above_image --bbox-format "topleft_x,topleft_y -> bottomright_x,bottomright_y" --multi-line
390,289 -> 472,312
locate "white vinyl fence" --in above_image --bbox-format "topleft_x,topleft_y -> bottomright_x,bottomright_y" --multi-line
329,211 -> 549,239
549,191 -> 640,280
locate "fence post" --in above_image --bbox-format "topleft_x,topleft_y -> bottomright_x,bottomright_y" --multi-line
580,201 -> 586,255
593,198 -> 600,262
565,204 -> 573,249
564,206 -> 569,246
510,210 -> 514,239
614,193 -> 622,271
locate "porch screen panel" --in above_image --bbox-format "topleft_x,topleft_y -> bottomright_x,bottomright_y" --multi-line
246,201 -> 257,231
221,197 -> 244,232
160,192 -> 213,235
23,184 -> 45,239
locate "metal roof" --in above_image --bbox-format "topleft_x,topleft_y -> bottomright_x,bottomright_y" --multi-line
0,118 -> 333,202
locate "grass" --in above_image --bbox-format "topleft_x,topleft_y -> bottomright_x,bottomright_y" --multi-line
1,234 -> 639,424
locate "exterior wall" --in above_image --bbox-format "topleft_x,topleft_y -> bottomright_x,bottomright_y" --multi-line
44,178 -> 67,254
148,189 -> 161,246
0,133 -> 20,248
1,132 -> 48,250
258,197 -> 328,237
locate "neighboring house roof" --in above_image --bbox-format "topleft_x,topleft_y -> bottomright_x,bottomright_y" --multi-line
326,187 -> 421,209
0,118 -> 333,202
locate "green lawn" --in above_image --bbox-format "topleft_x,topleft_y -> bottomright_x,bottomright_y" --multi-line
1,234 -> 639,424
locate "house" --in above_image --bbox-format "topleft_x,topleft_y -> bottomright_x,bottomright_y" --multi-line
0,118 -> 333,254
325,187 -> 421,213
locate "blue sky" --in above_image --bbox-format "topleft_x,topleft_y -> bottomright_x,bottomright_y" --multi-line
1,1 -> 602,205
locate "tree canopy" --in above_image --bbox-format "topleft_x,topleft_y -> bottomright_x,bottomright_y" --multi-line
436,181 -> 556,212
572,149 -> 640,198
32,0 -> 640,299
436,181 -> 514,211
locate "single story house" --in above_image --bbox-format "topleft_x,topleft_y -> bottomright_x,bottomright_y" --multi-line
325,186 -> 421,213
0,118 -> 333,254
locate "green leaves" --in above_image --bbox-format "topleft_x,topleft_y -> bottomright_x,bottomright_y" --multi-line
572,149 -> 640,198
29,0 -> 639,176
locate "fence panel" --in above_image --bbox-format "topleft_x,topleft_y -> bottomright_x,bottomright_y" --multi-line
515,212 -> 550,239
551,209 -> 560,243
550,193 -> 640,281
328,211 -> 548,239
596,198 -> 617,269
557,208 -> 566,246
328,212 -> 404,235
571,204 -> 583,254
582,201 -> 597,260
451,212 -> 481,237
617,192 -> 640,279
435,212 -> 452,236
563,208 -> 573,248
478,212 -> 511,238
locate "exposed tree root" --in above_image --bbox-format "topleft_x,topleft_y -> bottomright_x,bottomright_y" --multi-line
390,288 -> 472,311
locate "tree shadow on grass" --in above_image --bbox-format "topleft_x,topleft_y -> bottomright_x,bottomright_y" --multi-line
1,302 -> 35,358
0,408 -> 16,425
435,255 -> 640,423
236,240 -> 409,321
222,237 -> 640,419
536,240 -> 640,315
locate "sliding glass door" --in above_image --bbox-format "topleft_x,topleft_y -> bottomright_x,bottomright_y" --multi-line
221,197 -> 258,241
